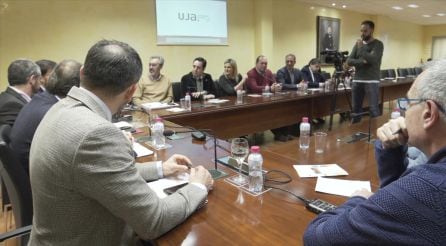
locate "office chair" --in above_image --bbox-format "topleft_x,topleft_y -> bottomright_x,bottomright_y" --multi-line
172,82 -> 182,102
397,68 -> 408,77
387,69 -> 396,79
0,125 -> 33,246
407,67 -> 416,77
380,69 -> 389,79
414,67 -> 423,76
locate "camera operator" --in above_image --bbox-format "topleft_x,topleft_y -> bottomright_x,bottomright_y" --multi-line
347,20 -> 384,123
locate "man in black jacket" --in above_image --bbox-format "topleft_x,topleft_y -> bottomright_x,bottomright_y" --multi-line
0,59 -> 41,126
180,57 -> 215,100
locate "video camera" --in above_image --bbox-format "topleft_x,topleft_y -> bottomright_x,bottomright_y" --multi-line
320,50 -> 349,72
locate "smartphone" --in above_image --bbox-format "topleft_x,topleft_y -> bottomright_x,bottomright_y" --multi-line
163,183 -> 188,195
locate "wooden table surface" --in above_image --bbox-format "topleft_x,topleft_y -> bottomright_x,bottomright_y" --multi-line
134,112 -> 395,245
153,78 -> 413,139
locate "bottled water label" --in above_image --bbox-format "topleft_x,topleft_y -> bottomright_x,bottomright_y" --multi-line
248,170 -> 263,193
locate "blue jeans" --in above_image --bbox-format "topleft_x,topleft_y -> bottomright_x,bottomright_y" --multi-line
352,82 -> 380,121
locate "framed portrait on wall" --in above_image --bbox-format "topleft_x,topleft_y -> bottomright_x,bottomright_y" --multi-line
317,16 -> 340,63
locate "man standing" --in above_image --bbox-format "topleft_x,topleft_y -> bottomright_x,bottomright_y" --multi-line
0,59 -> 41,126
132,56 -> 173,105
347,20 -> 384,123
10,60 -> 81,175
35,59 -> 57,91
29,40 -> 213,245
181,57 -> 215,99
304,60 -> 446,245
246,55 -> 280,94
276,54 -> 303,90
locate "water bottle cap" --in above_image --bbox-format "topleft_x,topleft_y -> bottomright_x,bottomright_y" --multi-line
250,146 -> 260,153
394,108 -> 400,112
155,117 -> 163,122
302,117 -> 309,123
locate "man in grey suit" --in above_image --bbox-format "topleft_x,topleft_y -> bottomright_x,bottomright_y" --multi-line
29,40 -> 213,245
0,59 -> 41,126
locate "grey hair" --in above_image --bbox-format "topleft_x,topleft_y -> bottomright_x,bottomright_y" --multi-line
416,59 -> 446,119
7,59 -> 41,86
285,54 -> 296,61
149,56 -> 164,66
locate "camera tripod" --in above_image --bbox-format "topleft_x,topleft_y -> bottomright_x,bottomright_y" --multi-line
328,71 -> 352,131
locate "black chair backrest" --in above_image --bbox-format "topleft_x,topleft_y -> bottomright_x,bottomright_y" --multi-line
0,125 -> 33,245
397,68 -> 408,77
407,68 -> 416,76
380,70 -> 389,79
414,67 -> 423,76
172,82 -> 182,102
387,69 -> 396,78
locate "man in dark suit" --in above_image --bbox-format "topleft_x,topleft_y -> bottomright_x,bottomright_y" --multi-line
0,59 -> 41,126
10,60 -> 81,175
180,57 -> 216,99
276,54 -> 303,90
35,59 -> 57,92
301,58 -> 325,88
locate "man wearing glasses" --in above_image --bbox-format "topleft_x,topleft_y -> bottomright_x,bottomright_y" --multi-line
304,60 -> 446,245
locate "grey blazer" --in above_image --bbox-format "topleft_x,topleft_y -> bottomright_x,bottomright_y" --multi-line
29,87 -> 207,246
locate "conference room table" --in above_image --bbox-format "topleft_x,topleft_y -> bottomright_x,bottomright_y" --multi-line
154,78 -> 413,139
134,113 -> 393,245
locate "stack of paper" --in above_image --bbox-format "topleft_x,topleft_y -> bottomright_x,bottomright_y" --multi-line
147,173 -> 189,199
315,177 -> 371,197
133,142 -> 153,157
113,121 -> 133,130
141,102 -> 178,110
293,164 -> 348,177
207,99 -> 229,104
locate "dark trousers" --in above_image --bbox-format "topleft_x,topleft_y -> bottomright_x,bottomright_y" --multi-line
352,82 -> 380,121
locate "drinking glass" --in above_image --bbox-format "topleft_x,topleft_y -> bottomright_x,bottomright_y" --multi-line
227,138 -> 249,186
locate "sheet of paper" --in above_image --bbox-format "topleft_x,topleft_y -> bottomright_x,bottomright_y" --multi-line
247,94 -> 262,97
166,107 -> 186,112
293,164 -> 348,177
141,102 -> 178,110
147,173 -> 189,199
207,99 -> 229,104
315,177 -> 371,197
113,121 -> 133,130
133,142 -> 153,157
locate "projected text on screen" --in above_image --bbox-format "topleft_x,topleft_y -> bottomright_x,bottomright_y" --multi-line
156,0 -> 228,45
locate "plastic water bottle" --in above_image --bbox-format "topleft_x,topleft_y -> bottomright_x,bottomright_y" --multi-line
299,117 -> 311,151
185,93 -> 191,111
264,85 -> 270,93
152,117 -> 165,149
248,146 -> 263,193
391,108 -> 401,119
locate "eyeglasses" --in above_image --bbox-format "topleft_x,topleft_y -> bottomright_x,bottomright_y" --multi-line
397,98 -> 446,114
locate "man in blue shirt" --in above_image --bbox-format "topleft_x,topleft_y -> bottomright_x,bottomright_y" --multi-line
304,59 -> 446,245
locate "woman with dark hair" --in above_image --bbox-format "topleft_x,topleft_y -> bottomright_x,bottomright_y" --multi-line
216,58 -> 246,96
